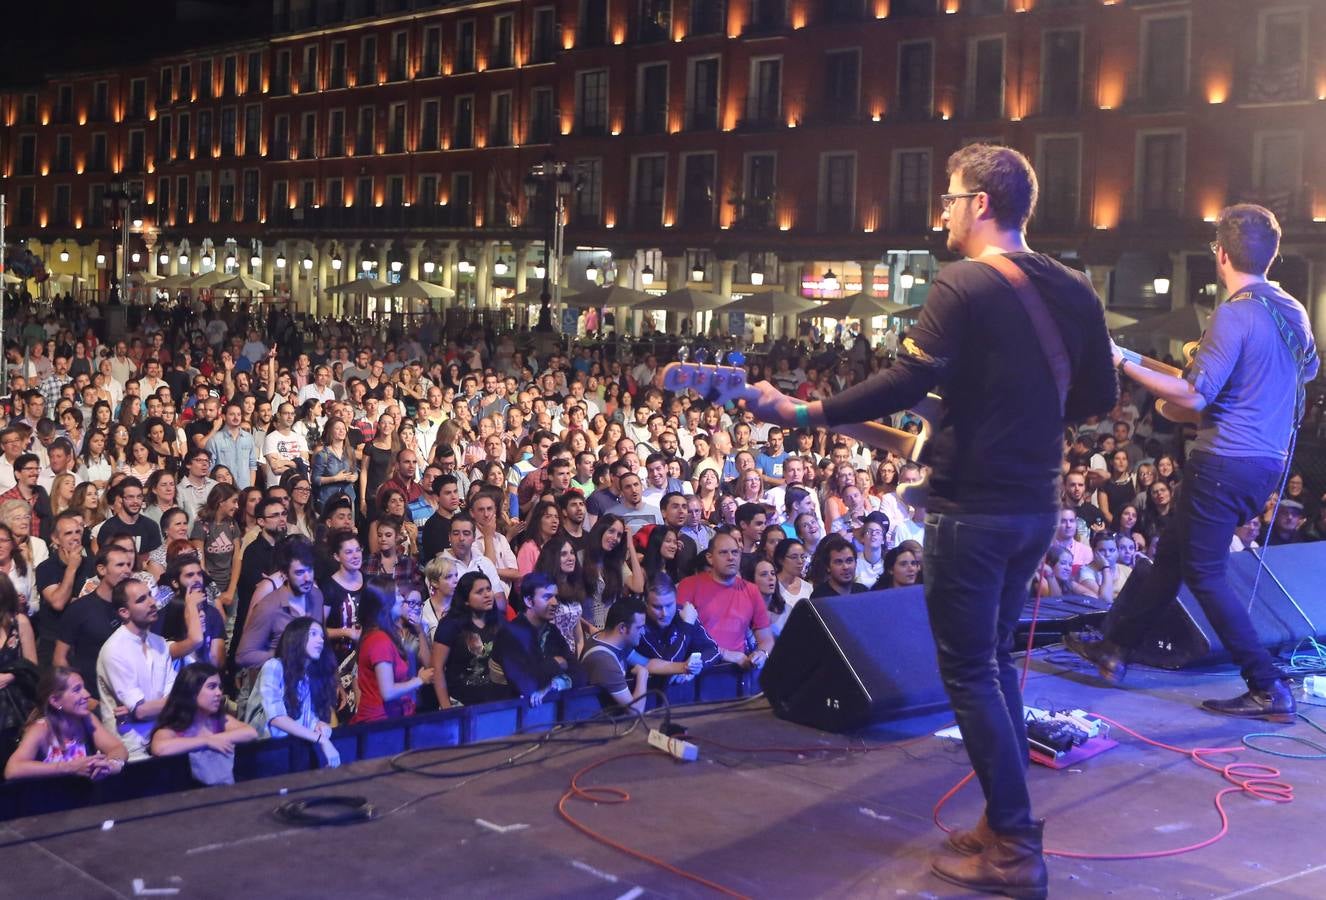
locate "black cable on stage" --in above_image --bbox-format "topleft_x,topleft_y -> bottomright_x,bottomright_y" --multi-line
274,795 -> 376,827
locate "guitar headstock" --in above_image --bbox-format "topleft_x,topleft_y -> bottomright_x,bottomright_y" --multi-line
661,359 -> 753,407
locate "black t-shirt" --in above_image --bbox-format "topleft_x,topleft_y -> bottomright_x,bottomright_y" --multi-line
810,581 -> 871,599
58,592 -> 120,692
185,418 -> 215,451
433,614 -> 502,702
97,515 -> 163,557
1070,500 -> 1106,532
419,511 -> 453,564
321,575 -> 364,661
821,253 -> 1117,515
32,555 -> 98,647
152,596 -> 226,663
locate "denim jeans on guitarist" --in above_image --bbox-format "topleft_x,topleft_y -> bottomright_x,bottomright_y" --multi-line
1105,450 -> 1285,689
922,510 -> 1057,834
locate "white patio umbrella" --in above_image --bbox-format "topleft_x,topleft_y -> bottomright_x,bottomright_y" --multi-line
568,284 -> 655,309
630,287 -> 733,314
214,273 -> 273,293
367,278 -> 455,300
324,276 -> 390,294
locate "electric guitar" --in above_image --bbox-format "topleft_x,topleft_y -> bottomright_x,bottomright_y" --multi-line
660,356 -> 940,508
1114,341 -> 1201,425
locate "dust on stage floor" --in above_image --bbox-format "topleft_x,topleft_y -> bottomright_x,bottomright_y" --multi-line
3,656 -> 1325,900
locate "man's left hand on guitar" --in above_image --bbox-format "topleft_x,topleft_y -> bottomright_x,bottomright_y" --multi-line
745,381 -> 802,427
1109,341 -> 1124,369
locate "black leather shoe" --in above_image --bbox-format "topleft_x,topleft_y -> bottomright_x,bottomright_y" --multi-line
1062,631 -> 1127,684
1201,680 -> 1297,724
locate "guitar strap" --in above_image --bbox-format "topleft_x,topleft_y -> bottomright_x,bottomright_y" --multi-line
973,254 -> 1072,417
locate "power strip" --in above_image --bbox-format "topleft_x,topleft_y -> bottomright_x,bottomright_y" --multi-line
648,729 -> 699,762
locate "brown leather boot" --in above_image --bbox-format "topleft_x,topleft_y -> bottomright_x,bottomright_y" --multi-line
931,820 -> 1048,900
945,814 -> 995,855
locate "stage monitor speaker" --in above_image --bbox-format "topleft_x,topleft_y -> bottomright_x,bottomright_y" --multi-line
1127,543 -> 1326,669
760,585 -> 949,732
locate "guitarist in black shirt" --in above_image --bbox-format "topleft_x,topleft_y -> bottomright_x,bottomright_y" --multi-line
748,145 -> 1117,899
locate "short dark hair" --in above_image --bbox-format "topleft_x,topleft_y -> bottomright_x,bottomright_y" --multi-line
735,502 -> 766,527
645,571 -> 676,600
946,143 -> 1039,231
13,453 -> 38,472
448,512 -> 475,533
110,577 -> 146,613
605,595 -> 646,631
512,571 -> 557,612
548,457 -> 573,475
1216,204 -> 1281,275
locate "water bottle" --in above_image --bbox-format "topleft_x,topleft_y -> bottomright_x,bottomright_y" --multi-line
1304,675 -> 1326,699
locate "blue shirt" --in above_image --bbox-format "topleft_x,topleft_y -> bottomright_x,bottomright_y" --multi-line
756,450 -> 788,479
1188,285 -> 1319,461
207,427 -> 259,489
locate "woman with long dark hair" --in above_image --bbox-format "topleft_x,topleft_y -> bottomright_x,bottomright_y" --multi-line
515,500 -> 561,577
4,667 -> 127,780
149,663 -> 256,768
872,545 -> 923,590
312,418 -> 358,513
430,572 -> 505,709
351,580 -> 434,724
77,428 -> 114,490
642,524 -> 683,584
252,617 -> 339,766
582,514 -> 643,629
121,438 -> 158,481
190,483 -> 241,601
768,538 -> 811,636
536,534 -> 588,658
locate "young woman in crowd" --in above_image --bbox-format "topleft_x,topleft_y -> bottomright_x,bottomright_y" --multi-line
854,515 -> 889,587
0,576 -> 37,755
822,463 -> 858,526
149,663 -> 257,777
283,474 -> 317,540
693,466 -> 722,521
312,419 -> 358,514
1036,547 -> 1083,598
421,554 -> 458,640
146,509 -> 191,579
1138,480 -> 1176,545
252,617 -> 340,767
537,534 -> 588,659
582,514 -> 642,629
190,483 -> 240,600
1098,449 -> 1136,528
358,413 -> 398,516
144,418 -> 179,468
107,423 -> 132,469
121,438 -> 158,481
351,580 -> 433,724
48,473 -> 77,520
321,529 -> 365,662
515,500 -> 560,577
874,545 -> 922,590
76,428 -> 115,490
430,572 -> 505,709
642,524 -> 683,584
1076,531 -> 1121,603
4,667 -> 127,781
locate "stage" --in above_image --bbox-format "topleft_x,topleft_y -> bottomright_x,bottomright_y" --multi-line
2,655 -> 1324,899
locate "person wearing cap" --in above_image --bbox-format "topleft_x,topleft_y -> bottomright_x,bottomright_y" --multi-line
854,512 -> 891,587
1262,499 -> 1307,546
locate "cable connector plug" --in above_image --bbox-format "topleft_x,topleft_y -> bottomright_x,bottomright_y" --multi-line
648,728 -> 698,762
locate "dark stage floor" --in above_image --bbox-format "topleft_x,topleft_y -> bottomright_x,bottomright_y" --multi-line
3,655 -> 1325,899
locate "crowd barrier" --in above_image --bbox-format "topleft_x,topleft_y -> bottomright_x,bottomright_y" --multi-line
0,666 -> 762,822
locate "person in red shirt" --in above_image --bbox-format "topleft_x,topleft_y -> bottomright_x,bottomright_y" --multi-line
351,580 -> 434,723
676,531 -> 773,669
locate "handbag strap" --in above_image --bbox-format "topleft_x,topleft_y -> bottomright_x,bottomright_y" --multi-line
973,254 -> 1072,416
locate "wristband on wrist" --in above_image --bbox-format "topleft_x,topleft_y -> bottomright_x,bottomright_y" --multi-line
793,404 -> 811,428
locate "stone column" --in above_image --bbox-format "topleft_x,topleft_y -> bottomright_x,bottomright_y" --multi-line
288,242 -> 302,314
512,242 -> 528,296
261,246 -> 276,289
316,241 -> 333,318
781,260 -> 804,339
1088,263 -> 1114,307
145,234 -> 158,277
343,240 -> 361,320
476,240 -> 495,309
857,259 -> 877,296
164,242 -> 177,277
439,241 -> 457,295
1168,251 -> 1190,310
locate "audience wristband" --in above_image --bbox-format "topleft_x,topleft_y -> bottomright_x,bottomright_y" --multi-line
794,404 -> 811,428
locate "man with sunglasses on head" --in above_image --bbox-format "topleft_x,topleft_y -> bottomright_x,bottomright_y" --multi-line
1067,205 -> 1319,723
746,145 -> 1118,899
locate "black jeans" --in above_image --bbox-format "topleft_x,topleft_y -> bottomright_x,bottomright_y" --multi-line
1106,450 -> 1285,689
923,510 -> 1057,834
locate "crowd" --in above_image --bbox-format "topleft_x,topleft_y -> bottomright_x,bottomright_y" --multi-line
0,292 -> 1319,789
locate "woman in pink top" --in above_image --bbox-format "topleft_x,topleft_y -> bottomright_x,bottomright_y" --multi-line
4,667 -> 127,781
515,500 -> 561,577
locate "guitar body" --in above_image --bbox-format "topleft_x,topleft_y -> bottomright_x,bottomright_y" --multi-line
660,362 -> 939,507
1115,345 -> 1202,425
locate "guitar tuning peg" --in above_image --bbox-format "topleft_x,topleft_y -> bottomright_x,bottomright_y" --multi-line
693,348 -> 709,364
676,346 -> 690,363
727,351 -> 746,368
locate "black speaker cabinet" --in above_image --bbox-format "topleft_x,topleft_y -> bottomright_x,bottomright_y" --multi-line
760,586 -> 949,732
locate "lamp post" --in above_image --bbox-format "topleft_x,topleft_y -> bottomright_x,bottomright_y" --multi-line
102,179 -> 140,304
524,161 -> 576,332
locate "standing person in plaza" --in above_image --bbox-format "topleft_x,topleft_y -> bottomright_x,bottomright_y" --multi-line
747,145 -> 1117,898
1065,204 -> 1319,722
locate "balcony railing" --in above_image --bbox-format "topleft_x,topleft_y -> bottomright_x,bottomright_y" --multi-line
1238,63 -> 1309,104
268,203 -> 483,230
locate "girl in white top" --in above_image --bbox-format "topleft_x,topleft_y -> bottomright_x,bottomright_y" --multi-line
770,538 -> 813,637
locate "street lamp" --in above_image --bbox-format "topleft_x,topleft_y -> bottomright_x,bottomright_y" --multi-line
302,255 -> 313,271
822,268 -> 839,292
361,258 -> 373,273
102,178 -> 140,303
641,264 -> 654,285
159,250 -> 170,267
899,272 -> 915,290
525,160 -> 578,331
494,259 -> 509,276
332,253 -> 343,271
750,266 -> 764,286
390,258 -> 403,274
691,261 -> 705,282
276,252 -> 287,269
422,258 -> 435,276
95,252 -> 107,267
585,261 -> 599,282
130,251 -> 141,264
59,249 -> 70,263
1152,275 -> 1171,295
225,250 -> 236,270
179,251 -> 189,267
533,262 -> 546,280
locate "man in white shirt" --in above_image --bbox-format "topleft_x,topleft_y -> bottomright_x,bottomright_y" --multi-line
177,448 -> 218,525
139,358 -> 169,398
96,578 -> 179,760
440,514 -> 507,610
262,401 -> 310,484
297,365 -> 337,405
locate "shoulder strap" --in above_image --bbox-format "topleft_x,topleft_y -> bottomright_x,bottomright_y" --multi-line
973,254 -> 1071,416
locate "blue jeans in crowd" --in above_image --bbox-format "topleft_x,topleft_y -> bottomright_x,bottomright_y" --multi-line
1106,450 -> 1285,689
922,510 -> 1057,834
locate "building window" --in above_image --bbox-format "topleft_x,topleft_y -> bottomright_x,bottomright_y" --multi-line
197,60 -> 213,99
298,178 -> 315,210
89,184 -> 106,227
686,57 -> 719,130
273,50 -> 291,95
327,109 -> 345,156
219,172 -> 237,222
175,175 -> 189,223
824,49 -> 860,120
631,155 -> 667,227
531,7 -> 557,64
356,107 -> 374,155
195,172 -> 211,221
576,70 -> 608,135
893,0 -> 938,13
272,114 -> 290,158
244,105 -> 261,156
493,14 -> 515,68
221,108 -> 237,157
17,134 -> 36,175
451,172 -> 474,224
157,178 -> 171,225
1248,8 -> 1306,102
20,94 -> 37,125
246,52 -> 262,95
128,131 -> 145,172
824,0 -> 863,24
389,31 -> 408,82
55,135 -> 72,173
270,178 -> 287,219
452,96 -> 474,149
679,152 -> 716,228
179,64 -> 192,100
223,56 -> 238,96
355,175 -> 372,208
457,21 -> 476,73
691,0 -> 724,36
636,62 -> 668,134
329,42 -> 347,89
574,158 -> 602,225
423,27 -> 442,76
93,133 -> 109,172
490,92 -> 512,146
178,113 -> 191,158
580,0 -> 608,47
1040,29 -> 1081,116
197,111 -> 213,156
418,174 -> 438,206
967,36 -> 1005,119
1137,131 -> 1185,217
300,112 -> 317,158
749,0 -> 786,34
1035,134 -> 1080,229
898,41 -> 933,119
746,57 -> 781,126
158,69 -> 173,107
387,175 -> 405,207
129,79 -> 146,118
1139,15 -> 1188,109
92,81 -> 109,121
529,87 -> 555,143
52,184 -> 71,226
359,35 -> 378,85
892,149 -> 932,231
301,46 -> 318,93
16,186 -> 34,226
326,176 -> 344,208
636,0 -> 671,43
1251,131 -> 1303,217
419,101 -> 439,151
740,152 -> 777,228
387,103 -> 406,152
242,170 -> 259,221
155,117 -> 171,163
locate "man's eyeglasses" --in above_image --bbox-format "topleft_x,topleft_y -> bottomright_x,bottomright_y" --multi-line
940,192 -> 982,211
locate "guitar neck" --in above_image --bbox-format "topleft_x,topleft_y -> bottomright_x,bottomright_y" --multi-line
832,421 -> 922,460
1117,346 -> 1184,379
